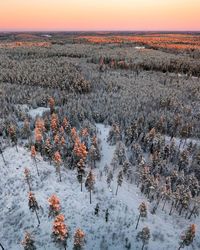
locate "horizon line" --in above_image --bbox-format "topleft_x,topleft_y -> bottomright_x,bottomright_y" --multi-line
0,29 -> 200,33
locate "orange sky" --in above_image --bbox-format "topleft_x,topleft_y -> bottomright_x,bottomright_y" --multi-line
0,0 -> 200,31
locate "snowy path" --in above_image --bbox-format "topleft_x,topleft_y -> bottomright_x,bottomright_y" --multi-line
0,123 -> 200,249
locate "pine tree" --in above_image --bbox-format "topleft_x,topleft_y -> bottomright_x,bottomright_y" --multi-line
44,117 -> 50,131
178,224 -> 196,250
63,118 -> 70,134
111,154 -> 118,171
107,170 -> 113,188
54,132 -> 60,149
24,168 -> 31,191
21,231 -> 36,250
48,195 -> 60,217
31,146 -> 39,176
85,170 -> 95,204
22,119 -> 31,139
54,151 -> 62,182
52,214 -> 68,250
49,98 -> 55,114
77,158 -> 86,192
74,228 -> 84,249
28,191 -> 40,225
92,137 -> 101,160
122,160 -> 132,179
9,124 -> 18,151
136,226 -> 151,250
89,144 -> 97,168
45,136 -> 52,164
115,141 -> 126,165
35,127 -> 43,152
116,168 -> 123,195
51,114 -> 58,134
136,202 -> 147,229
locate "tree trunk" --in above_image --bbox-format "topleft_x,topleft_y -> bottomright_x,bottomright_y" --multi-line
0,243 -> 5,250
35,209 -> 40,225
59,165 -> 62,182
135,213 -> 141,229
141,243 -> 145,250
15,144 -> 18,152
188,205 -> 196,220
115,184 -> 119,195
162,199 -> 167,211
81,176 -> 82,192
169,201 -> 174,215
179,205 -> 184,216
178,242 -> 183,250
90,190 -> 92,204
1,153 -> 6,165
34,159 -> 40,176
27,179 -> 31,191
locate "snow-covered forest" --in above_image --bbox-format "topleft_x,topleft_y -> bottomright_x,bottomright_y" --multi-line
0,32 -> 200,250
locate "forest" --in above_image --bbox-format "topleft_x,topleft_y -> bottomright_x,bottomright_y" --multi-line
0,31 -> 200,250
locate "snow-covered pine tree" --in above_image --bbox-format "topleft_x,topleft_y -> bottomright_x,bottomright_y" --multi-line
48,194 -> 60,217
21,231 -> 36,250
111,154 -> 119,171
85,170 -> 95,204
24,168 -> 31,191
107,170 -> 113,188
74,228 -> 84,250
77,158 -> 86,192
136,202 -> 147,229
28,191 -> 40,225
136,226 -> 151,250
178,224 -> 196,250
44,116 -> 50,131
45,136 -> 52,164
31,146 -> 40,176
49,97 -> 55,114
52,214 -> 68,250
122,159 -> 132,180
9,124 -> 18,151
22,119 -> 31,139
116,168 -> 123,195
89,144 -> 97,168
54,151 -> 62,182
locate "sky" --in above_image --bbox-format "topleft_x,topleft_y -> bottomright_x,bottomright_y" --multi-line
0,0 -> 200,31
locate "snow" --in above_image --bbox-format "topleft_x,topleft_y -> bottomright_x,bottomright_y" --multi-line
29,107 -> 49,119
16,105 -> 49,119
0,124 -> 200,249
135,46 -> 145,50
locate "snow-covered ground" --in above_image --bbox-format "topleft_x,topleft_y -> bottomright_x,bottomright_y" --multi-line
0,123 -> 200,249
135,46 -> 145,50
29,107 -> 49,119
16,105 -> 49,119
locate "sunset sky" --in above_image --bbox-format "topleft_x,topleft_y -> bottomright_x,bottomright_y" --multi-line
0,0 -> 200,31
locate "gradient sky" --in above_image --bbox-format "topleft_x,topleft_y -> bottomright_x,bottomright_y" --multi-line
0,0 -> 200,31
